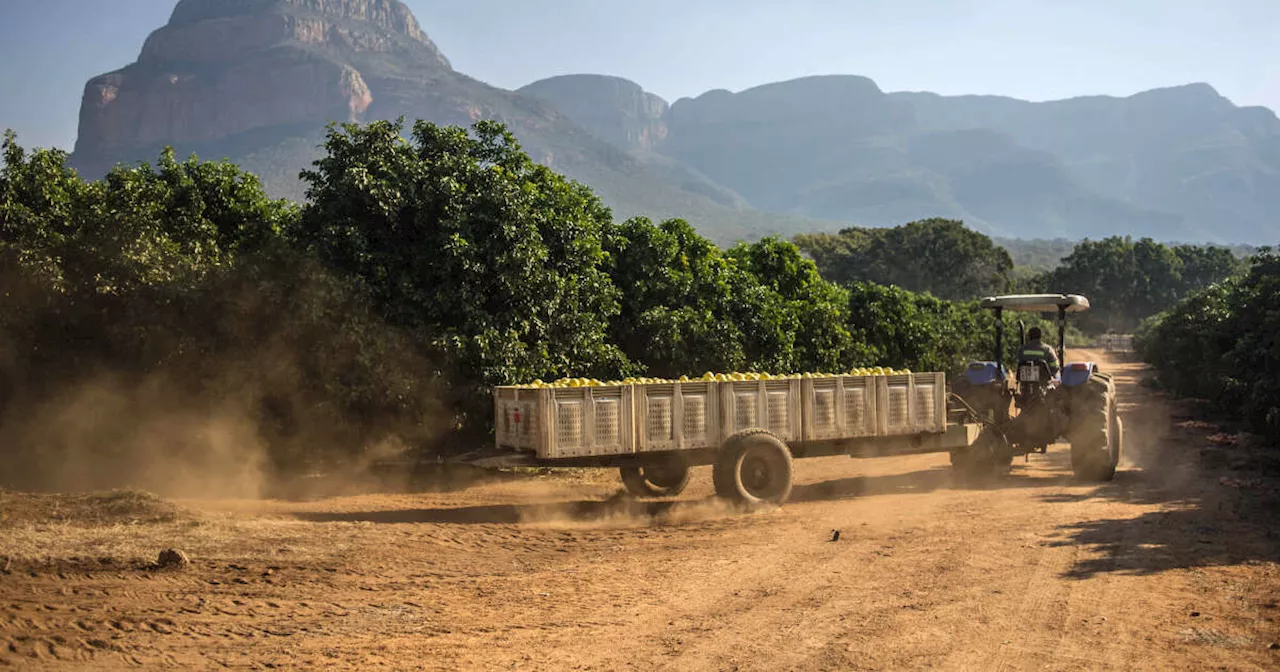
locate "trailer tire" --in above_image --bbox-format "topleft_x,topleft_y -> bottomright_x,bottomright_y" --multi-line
1069,374 -> 1120,482
713,429 -> 794,507
619,461 -> 691,498
950,428 -> 1012,484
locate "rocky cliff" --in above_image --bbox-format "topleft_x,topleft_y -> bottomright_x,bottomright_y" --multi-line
518,75 -> 669,151
74,0 -> 444,171
69,0 -> 787,242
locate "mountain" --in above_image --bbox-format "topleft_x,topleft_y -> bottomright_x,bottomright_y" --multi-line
894,84 -> 1280,243
70,0 -> 825,245
522,73 -> 1279,243
70,0 -> 1280,244
518,75 -> 668,152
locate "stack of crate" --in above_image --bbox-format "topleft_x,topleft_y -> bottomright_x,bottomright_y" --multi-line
494,373 -> 947,459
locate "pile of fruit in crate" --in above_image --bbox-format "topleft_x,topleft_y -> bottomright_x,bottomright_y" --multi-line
510,367 -> 913,389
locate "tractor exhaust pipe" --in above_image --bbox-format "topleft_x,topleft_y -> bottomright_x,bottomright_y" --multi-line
994,307 -> 1005,368
1057,306 -> 1067,364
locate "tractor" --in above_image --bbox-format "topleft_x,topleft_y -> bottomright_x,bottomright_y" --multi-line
949,294 -> 1123,482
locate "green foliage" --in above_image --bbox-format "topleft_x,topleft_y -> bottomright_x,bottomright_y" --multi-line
1,131 -> 296,374
297,118 -> 631,431
725,237 -> 856,373
0,131 -> 445,483
604,219 -> 863,376
1036,236 -> 1243,333
1139,250 -> 1280,442
602,217 -> 750,376
844,283 -> 987,375
795,218 -> 1012,301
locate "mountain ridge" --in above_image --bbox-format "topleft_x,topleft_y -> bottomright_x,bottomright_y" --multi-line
67,0 -> 1279,244
521,72 -> 1278,243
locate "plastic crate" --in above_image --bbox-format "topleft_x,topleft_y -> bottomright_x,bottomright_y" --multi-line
634,381 -> 721,452
719,378 -> 803,443
802,375 -> 880,442
494,385 -> 635,459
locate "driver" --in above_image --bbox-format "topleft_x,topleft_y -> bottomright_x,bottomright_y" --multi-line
1018,327 -> 1060,377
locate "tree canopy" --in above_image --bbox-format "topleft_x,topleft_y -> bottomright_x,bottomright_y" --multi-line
1036,236 -> 1243,332
794,218 -> 1013,301
1138,249 -> 1279,442
297,118 -> 630,431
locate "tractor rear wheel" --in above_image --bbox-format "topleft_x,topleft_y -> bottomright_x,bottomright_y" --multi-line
713,429 -> 794,507
620,460 -> 691,498
1068,373 -> 1121,481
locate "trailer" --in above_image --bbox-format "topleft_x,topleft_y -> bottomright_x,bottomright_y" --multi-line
455,372 -> 998,507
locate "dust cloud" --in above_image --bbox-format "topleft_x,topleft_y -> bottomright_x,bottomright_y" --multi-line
1113,356 -> 1201,492
515,488 -> 767,529
0,374 -> 272,499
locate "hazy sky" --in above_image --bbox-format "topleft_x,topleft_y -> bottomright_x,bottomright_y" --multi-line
2,0 -> 1277,150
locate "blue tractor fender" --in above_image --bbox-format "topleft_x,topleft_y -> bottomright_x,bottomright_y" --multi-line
1060,362 -> 1097,388
964,361 -> 1004,386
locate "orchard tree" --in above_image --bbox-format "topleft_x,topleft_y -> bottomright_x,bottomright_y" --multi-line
795,218 -> 1012,301
297,118 -> 631,430
1,132 -> 295,372
727,237 -> 856,373
844,282 -> 986,375
1173,244 -> 1243,294
1037,236 -> 1240,332
603,217 -> 750,376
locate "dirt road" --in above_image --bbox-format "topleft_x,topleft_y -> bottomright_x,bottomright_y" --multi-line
3,351 -> 1279,670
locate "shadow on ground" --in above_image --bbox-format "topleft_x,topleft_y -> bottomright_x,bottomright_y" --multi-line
1041,355 -> 1280,579
291,493 -> 727,526
295,457 -> 1090,527
1048,502 -> 1280,579
1043,439 -> 1280,580
790,454 -> 1083,504
264,463 -> 544,501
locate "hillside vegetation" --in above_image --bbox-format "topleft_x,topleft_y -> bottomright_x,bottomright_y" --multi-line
0,120 -> 1263,491
1137,250 -> 1280,443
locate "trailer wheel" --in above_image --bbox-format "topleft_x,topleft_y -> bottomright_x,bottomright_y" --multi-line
619,460 -> 691,498
950,428 -> 1012,484
713,430 -> 794,507
1069,373 -> 1120,482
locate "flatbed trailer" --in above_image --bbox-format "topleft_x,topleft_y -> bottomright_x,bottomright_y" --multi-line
456,372 -> 994,507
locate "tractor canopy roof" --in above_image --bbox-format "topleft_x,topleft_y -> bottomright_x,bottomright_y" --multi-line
978,294 -> 1091,314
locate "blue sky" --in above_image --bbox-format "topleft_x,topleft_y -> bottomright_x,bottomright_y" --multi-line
2,0 -> 1277,150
